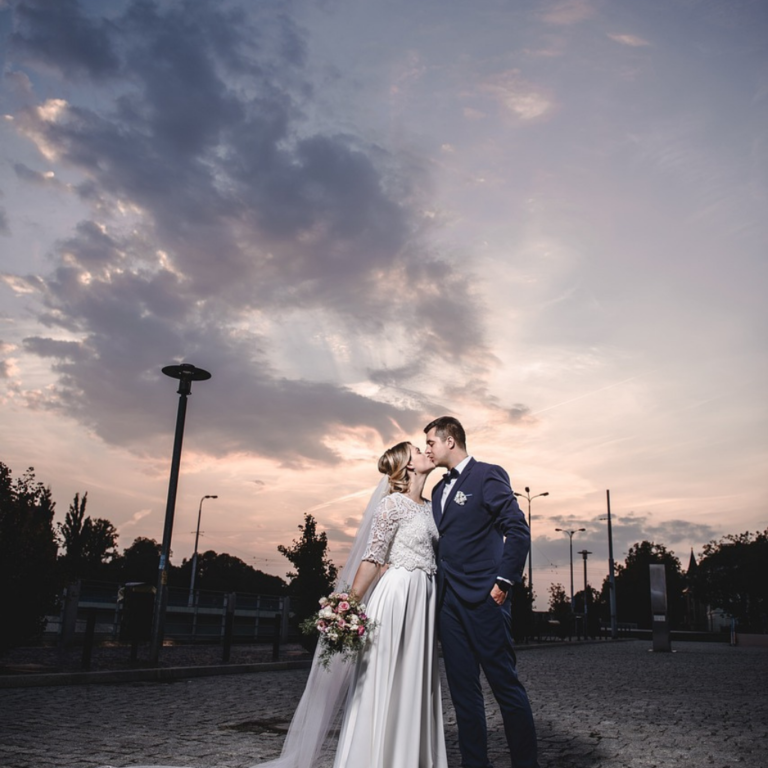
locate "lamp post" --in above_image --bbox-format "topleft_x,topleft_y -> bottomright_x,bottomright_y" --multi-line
555,527 -> 586,611
150,363 -> 212,665
513,486 -> 549,595
599,489 -> 618,639
188,494 -> 218,606
577,549 -> 592,635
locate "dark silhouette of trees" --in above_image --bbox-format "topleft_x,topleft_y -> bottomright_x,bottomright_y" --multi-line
510,576 -> 534,643
177,550 -> 286,595
57,492 -> 119,581
0,463 -> 58,653
547,582 -> 573,639
278,513 -> 338,647
118,537 -> 163,583
548,582 -> 570,616
604,541 -> 685,629
692,529 -> 768,633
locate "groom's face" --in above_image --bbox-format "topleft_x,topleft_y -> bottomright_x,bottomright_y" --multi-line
425,428 -> 451,468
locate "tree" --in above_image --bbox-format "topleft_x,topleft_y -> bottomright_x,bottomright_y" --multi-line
692,530 -> 768,633
278,513 -> 338,646
118,537 -> 163,584
606,541 -> 685,629
510,575 -> 534,643
178,550 -> 286,595
57,492 -> 119,581
0,463 -> 58,653
548,583 -> 571,618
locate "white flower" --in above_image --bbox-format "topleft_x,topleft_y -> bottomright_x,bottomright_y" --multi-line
320,606 -> 335,619
454,491 -> 468,506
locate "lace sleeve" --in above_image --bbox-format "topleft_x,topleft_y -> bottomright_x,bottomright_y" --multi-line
361,494 -> 400,565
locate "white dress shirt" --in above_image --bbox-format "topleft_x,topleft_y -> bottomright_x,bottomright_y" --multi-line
440,455 -> 473,512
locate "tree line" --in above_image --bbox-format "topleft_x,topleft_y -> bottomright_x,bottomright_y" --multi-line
1,461 -> 335,653
2,459 -> 764,652
547,536 -> 767,635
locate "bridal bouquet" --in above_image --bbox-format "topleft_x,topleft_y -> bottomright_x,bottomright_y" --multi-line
302,590 -> 374,668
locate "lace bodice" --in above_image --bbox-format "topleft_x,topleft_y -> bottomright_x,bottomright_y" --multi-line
361,493 -> 438,575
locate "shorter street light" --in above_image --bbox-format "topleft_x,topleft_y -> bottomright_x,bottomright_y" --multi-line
188,495 -> 218,606
577,549 -> 593,630
555,528 -> 586,611
513,487 -> 549,594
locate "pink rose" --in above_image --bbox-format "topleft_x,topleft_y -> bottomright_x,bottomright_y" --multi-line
338,601 -> 350,612
357,626 -> 366,636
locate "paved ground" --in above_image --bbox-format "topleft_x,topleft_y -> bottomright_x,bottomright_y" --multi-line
1,640 -> 766,768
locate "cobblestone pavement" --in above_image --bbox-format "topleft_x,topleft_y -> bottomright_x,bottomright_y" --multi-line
1,640 -> 766,768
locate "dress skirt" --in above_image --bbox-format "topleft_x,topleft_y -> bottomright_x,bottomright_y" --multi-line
333,566 -> 447,768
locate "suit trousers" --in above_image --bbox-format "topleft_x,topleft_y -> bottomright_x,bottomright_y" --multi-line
439,585 -> 538,768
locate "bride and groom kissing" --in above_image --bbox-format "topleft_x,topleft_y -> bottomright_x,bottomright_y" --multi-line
265,415 -> 538,768
119,416 -> 537,768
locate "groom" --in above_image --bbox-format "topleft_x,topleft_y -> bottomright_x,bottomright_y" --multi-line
425,416 -> 538,768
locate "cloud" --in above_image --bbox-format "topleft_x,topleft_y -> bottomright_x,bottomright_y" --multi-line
13,162 -> 63,188
10,0 -> 121,80
479,70 -> 554,121
608,33 -> 651,47
120,508 -> 152,529
541,0 -> 596,26
0,207 -> 9,235
3,0 -> 523,463
548,510 -> 718,562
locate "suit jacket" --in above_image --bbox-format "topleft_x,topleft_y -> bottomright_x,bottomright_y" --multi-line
432,458 -> 530,604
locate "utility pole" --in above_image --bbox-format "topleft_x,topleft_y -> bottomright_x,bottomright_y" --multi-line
605,490 -> 618,639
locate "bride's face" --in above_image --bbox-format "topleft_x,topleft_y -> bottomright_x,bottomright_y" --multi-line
409,445 -> 434,475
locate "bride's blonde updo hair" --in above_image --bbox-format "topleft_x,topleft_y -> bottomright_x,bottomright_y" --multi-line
378,441 -> 412,495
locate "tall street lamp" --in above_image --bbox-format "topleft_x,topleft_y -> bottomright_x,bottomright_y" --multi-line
600,489 -> 618,639
513,487 -> 549,595
555,527 -> 586,611
150,362 -> 212,665
188,494 -> 218,606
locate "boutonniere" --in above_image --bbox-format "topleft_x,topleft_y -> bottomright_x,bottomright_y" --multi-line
454,491 -> 472,506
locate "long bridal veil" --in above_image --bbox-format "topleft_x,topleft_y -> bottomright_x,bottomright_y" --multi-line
253,476 -> 389,768
103,476 -> 390,768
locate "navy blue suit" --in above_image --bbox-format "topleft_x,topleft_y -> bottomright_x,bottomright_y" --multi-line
433,458 -> 538,768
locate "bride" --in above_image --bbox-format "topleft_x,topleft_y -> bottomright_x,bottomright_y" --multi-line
104,441 -> 446,768
329,441 -> 447,768
259,440 -> 447,768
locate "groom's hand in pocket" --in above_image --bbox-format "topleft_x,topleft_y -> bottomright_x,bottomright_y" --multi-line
490,583 -> 507,605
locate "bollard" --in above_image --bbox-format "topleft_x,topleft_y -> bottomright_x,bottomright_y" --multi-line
650,564 -> 672,652
58,580 -> 81,652
81,610 -> 97,670
222,592 -> 236,662
272,613 -> 281,661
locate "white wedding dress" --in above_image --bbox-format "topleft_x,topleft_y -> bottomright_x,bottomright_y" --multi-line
332,492 -> 447,768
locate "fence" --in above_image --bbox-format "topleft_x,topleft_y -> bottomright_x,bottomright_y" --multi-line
47,580 -> 299,646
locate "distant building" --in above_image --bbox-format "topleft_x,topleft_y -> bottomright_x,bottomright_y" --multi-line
681,549 -> 709,632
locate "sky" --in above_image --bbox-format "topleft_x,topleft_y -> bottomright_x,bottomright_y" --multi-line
0,0 -> 766,609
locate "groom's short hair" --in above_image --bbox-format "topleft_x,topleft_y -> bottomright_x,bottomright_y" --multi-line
424,416 -> 466,450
